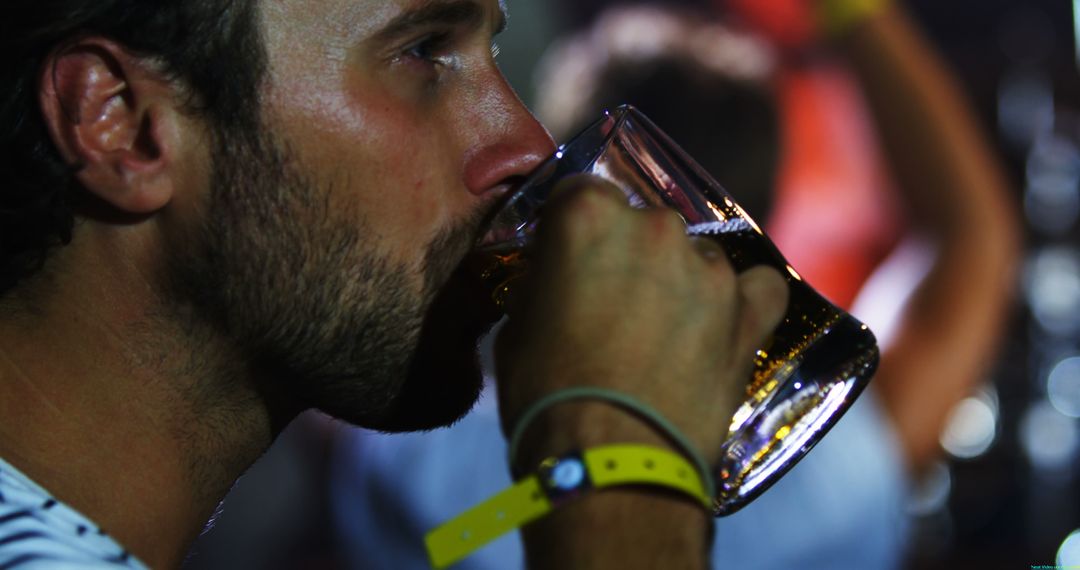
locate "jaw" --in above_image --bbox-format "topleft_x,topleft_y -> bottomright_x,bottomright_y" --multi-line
363,262 -> 499,432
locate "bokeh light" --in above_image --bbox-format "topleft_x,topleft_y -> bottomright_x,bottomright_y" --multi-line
1020,401 -> 1080,470
907,461 -> 952,516
1049,356 -> 1080,418
998,72 -> 1053,150
941,388 -> 999,460
1025,134 -> 1080,235
1025,247 -> 1080,335
1057,528 -> 1080,566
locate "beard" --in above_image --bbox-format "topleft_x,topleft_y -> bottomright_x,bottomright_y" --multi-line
168,118 -> 498,432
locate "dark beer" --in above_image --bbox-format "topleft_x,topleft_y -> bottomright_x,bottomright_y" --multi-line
685,220 -> 878,508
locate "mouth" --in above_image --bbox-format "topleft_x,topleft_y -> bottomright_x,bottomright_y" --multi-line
474,183 -> 517,245
421,198 -> 504,305
472,154 -> 563,250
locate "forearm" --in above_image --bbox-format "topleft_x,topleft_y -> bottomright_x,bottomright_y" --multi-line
523,491 -> 711,569
837,5 -> 1015,239
836,5 -> 1021,472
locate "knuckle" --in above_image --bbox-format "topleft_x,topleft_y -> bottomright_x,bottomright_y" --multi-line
701,263 -> 739,315
738,267 -> 790,336
567,185 -> 622,216
550,176 -> 626,212
706,253 -> 738,286
565,191 -> 615,235
641,208 -> 687,245
741,266 -> 788,301
569,185 -> 625,223
540,185 -> 627,251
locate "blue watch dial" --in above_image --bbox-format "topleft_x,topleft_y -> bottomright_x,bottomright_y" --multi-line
539,452 -> 592,504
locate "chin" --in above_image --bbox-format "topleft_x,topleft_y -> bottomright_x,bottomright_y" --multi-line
365,348 -> 486,432
359,262 -> 500,432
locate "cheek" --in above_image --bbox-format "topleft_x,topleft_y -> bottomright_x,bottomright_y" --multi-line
266,76 -> 460,257
339,108 -> 451,250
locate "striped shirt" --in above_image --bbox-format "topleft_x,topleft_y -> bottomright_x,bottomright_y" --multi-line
0,456 -> 148,569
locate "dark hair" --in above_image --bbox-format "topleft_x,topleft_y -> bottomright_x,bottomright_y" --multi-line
588,56 -> 780,223
0,0 -> 266,294
535,7 -> 780,222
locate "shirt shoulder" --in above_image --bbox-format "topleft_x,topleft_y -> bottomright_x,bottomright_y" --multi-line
0,457 -> 148,569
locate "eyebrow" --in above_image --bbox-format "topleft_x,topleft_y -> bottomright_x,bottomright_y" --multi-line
374,0 -> 508,42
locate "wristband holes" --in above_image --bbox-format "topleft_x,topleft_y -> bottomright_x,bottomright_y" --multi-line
531,491 -> 542,501
606,460 -> 617,470
678,468 -> 688,479
495,510 -> 507,521
644,459 -> 655,470
461,530 -> 472,541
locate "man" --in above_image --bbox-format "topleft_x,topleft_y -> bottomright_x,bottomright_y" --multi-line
0,0 -> 787,567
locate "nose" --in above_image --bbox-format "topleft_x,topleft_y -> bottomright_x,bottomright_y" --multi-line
461,74 -> 557,197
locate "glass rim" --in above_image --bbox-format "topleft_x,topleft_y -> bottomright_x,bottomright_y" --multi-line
476,105 -> 645,249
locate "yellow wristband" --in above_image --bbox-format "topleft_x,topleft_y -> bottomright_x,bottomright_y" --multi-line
424,444 -> 713,569
818,0 -> 891,38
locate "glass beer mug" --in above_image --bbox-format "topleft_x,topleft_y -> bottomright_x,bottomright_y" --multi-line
474,105 -> 880,515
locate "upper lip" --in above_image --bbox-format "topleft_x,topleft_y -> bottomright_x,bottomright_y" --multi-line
474,183 -> 516,243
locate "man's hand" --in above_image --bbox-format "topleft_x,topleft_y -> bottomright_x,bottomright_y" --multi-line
495,174 -> 788,470
493,175 -> 787,569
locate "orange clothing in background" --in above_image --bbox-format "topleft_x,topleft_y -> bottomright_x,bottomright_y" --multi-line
767,62 -> 903,309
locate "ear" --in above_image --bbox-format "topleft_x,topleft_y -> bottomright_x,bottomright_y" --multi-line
38,38 -> 187,215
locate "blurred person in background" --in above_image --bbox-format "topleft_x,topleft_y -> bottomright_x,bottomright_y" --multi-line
331,1 -> 1019,568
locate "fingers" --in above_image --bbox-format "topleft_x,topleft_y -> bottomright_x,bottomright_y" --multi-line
688,235 -> 727,263
542,174 -> 630,219
532,174 -> 788,359
530,175 -> 632,254
734,265 -> 790,358
542,175 -> 726,265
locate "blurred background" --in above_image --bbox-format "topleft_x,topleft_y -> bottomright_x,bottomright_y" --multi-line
182,0 -> 1080,568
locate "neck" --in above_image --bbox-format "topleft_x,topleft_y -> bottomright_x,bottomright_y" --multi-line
0,236 -> 290,568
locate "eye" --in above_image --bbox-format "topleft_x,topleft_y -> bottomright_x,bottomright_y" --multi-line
402,32 -> 453,67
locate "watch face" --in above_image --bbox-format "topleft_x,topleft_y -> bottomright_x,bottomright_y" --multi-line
550,459 -> 586,490
539,452 -> 592,505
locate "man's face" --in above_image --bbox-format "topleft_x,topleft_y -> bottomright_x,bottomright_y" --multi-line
176,0 -> 553,430
260,0 -> 548,281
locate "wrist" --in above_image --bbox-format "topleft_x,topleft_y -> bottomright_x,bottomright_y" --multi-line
522,483 -> 712,569
513,401 -> 674,474
426,441 -> 716,568
506,387 -> 720,508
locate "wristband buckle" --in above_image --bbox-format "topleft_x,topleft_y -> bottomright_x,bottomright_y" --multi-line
537,451 -> 593,506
